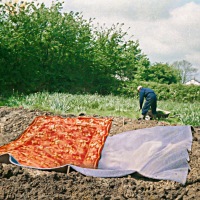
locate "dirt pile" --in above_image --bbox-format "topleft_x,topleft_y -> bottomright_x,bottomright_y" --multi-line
0,106 -> 200,200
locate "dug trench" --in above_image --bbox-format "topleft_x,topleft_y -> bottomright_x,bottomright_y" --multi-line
0,106 -> 199,200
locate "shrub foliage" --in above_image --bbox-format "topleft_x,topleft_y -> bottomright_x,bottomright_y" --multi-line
0,1 -> 148,95
118,81 -> 200,102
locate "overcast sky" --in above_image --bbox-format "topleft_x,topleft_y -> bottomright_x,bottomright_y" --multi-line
8,0 -> 200,80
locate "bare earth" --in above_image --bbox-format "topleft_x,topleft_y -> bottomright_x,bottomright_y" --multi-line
0,106 -> 199,200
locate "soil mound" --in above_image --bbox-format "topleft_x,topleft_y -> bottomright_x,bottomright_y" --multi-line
0,106 -> 199,200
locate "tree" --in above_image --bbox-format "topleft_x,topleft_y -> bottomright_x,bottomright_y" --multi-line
0,0 -> 150,95
0,1 -> 95,93
91,23 -> 150,93
172,60 -> 198,83
135,63 -> 181,84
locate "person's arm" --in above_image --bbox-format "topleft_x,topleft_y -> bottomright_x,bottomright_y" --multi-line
139,91 -> 144,109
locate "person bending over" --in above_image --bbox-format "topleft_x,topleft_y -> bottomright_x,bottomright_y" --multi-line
137,86 -> 157,120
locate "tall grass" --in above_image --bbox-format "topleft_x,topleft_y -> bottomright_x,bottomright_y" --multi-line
4,92 -> 200,126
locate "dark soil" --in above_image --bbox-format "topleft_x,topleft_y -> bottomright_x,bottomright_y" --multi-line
0,106 -> 199,200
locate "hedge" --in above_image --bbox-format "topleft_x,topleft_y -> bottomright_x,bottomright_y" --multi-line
117,81 -> 200,102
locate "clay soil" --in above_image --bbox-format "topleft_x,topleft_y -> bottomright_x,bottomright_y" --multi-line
0,106 -> 199,200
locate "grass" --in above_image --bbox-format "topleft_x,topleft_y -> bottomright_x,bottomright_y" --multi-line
1,92 -> 200,126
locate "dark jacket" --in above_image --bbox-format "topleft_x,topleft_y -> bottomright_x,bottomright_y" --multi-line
139,88 -> 156,109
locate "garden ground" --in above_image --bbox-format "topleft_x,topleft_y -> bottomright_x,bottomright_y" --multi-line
0,106 -> 199,200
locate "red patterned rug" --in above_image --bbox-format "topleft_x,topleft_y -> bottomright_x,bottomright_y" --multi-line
0,116 -> 112,169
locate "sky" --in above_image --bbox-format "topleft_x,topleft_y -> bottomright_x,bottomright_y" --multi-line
3,0 -> 200,81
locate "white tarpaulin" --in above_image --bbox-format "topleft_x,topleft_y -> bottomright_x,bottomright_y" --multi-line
71,125 -> 192,184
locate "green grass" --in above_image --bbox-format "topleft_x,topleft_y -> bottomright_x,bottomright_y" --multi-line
2,92 -> 200,126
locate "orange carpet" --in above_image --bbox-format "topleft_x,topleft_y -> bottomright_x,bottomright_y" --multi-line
0,116 -> 112,169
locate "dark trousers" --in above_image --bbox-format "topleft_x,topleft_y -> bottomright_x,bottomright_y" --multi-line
142,94 -> 157,115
